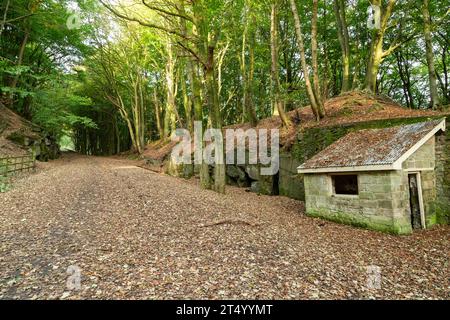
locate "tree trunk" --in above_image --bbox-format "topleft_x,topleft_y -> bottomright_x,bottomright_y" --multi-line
246,27 -> 258,126
311,0 -> 324,110
0,0 -> 10,38
435,39 -> 448,104
364,0 -> 397,93
114,115 -> 120,154
270,1 -> 292,127
289,0 -> 322,120
153,88 -> 164,139
333,0 -> 351,93
164,41 -> 178,138
240,3 -> 258,126
138,77 -> 145,150
190,59 -> 211,190
365,32 -> 384,93
8,29 -> 30,106
186,4 -> 211,190
21,94 -> 33,120
423,0 -> 440,109
181,64 -> 193,133
184,2 -> 212,190
205,46 -> 226,194
395,50 -> 415,108
131,78 -> 144,154
351,41 -> 361,90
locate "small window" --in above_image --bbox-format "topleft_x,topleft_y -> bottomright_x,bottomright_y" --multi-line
332,175 -> 359,195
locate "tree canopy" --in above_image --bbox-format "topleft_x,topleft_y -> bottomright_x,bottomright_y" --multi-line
1,0 -> 449,192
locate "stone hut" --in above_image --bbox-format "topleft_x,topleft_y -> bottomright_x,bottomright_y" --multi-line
298,119 -> 447,234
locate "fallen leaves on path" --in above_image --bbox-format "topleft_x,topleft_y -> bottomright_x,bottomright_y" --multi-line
0,154 -> 448,300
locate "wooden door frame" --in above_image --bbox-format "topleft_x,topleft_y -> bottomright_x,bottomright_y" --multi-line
408,172 -> 426,229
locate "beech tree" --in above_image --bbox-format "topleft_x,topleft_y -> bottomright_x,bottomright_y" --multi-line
422,0 -> 439,109
2,0 -> 448,193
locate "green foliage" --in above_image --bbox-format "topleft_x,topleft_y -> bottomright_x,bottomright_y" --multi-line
32,76 -> 97,139
0,86 -> 34,99
1,0 -> 448,157
59,134 -> 75,151
0,0 -> 100,155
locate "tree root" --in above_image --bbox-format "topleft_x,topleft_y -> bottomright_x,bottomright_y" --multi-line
137,164 -> 162,174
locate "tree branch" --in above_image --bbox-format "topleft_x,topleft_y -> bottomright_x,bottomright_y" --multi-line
5,13 -> 35,24
382,34 -> 417,58
99,0 -> 189,41
141,0 -> 193,22
176,41 -> 205,67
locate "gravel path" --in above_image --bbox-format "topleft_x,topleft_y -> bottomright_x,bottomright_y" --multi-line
0,154 -> 448,300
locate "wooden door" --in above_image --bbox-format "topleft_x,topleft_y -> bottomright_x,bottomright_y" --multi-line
408,174 -> 422,230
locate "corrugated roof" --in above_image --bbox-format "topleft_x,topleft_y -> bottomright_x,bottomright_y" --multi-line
298,119 -> 446,172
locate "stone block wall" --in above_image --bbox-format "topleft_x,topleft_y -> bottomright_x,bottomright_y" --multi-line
304,132 -> 446,234
434,127 -> 450,224
402,137 -> 435,170
279,153 -> 305,200
304,171 -> 412,234
401,136 -> 438,227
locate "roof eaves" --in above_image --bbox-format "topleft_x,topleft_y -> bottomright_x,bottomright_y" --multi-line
298,164 -> 397,174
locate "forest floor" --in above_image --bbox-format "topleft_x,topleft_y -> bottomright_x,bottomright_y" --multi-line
0,154 -> 448,300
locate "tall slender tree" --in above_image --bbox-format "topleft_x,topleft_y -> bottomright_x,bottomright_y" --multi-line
422,0 -> 439,109
270,0 -> 292,127
289,0 -> 324,120
333,0 -> 351,93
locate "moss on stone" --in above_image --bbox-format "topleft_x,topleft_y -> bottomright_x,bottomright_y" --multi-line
259,174 -> 274,195
306,209 -> 412,235
431,201 -> 450,225
279,176 -> 305,200
165,160 -> 194,179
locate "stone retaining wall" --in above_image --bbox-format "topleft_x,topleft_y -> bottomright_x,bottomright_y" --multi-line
434,128 -> 450,223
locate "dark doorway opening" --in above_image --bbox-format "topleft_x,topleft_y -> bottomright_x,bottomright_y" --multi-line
272,172 -> 279,196
408,173 -> 423,230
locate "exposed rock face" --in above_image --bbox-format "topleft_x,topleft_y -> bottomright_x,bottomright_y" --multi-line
227,165 -> 246,181
226,165 -> 249,187
165,159 -> 194,179
245,165 -> 259,181
35,136 -> 60,161
0,104 -> 60,160
250,181 -> 260,193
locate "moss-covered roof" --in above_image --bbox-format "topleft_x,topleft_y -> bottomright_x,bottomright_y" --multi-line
298,119 -> 446,172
